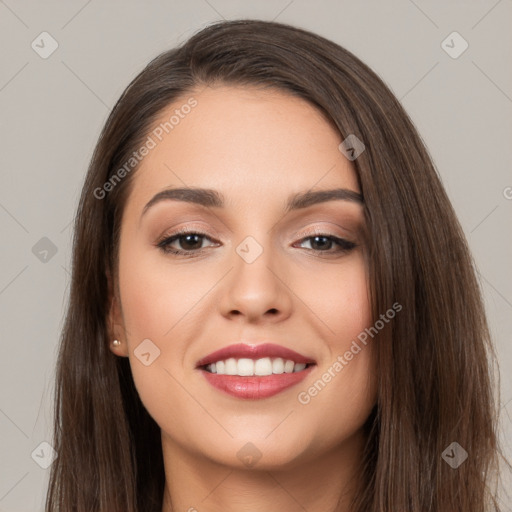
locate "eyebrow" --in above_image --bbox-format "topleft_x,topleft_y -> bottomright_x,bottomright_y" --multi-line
140,186 -> 363,220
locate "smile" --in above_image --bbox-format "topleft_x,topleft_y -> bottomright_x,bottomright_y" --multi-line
196,343 -> 316,399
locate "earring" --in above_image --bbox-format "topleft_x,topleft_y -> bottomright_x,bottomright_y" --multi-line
112,339 -> 121,347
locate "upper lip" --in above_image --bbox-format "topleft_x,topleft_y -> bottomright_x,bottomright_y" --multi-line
196,343 -> 316,368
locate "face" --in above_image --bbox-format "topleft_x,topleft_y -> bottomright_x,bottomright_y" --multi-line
109,84 -> 376,470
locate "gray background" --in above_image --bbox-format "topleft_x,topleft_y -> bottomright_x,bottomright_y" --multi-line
0,1 -> 511,510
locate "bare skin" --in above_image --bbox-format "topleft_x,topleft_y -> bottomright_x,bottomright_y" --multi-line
108,84 -> 377,511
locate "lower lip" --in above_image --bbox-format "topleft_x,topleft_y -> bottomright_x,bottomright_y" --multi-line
200,366 -> 314,399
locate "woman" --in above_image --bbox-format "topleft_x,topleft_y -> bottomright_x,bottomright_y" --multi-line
45,19 -> 505,511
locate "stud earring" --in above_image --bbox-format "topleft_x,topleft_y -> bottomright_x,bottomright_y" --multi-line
112,339 -> 121,347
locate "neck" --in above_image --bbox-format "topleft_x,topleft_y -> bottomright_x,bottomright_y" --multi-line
160,429 -> 366,512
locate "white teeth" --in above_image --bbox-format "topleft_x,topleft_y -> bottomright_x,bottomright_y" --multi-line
254,357 -> 273,376
284,359 -> 295,373
237,358 -> 254,376
272,358 -> 284,374
205,357 -> 311,376
225,358 -> 237,375
293,363 -> 306,372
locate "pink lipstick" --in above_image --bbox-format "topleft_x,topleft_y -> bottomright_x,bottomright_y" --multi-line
196,343 -> 316,399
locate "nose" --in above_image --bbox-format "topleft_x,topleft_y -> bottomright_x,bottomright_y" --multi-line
218,238 -> 293,324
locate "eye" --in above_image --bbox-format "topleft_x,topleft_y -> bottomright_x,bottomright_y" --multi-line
294,233 -> 356,255
156,229 -> 219,257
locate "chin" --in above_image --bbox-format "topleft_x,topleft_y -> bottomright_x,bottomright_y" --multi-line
199,433 -> 314,471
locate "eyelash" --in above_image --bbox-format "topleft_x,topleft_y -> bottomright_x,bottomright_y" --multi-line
156,227 -> 357,259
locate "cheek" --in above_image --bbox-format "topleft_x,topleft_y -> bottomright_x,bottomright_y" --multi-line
118,260 -> 197,440
293,255 -> 375,420
116,245 -> 215,435
298,255 -> 371,342
118,245 -> 201,343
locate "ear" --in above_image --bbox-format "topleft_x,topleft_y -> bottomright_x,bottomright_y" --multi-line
106,268 -> 129,358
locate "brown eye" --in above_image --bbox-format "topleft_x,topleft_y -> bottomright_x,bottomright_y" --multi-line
157,230 -> 218,257
295,234 -> 356,254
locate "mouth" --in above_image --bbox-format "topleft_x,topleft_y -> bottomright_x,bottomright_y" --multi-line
196,343 -> 316,399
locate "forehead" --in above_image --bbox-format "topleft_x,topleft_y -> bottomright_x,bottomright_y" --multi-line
126,84 -> 359,214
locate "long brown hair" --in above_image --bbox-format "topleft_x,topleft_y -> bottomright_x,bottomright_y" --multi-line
46,19 -> 505,511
